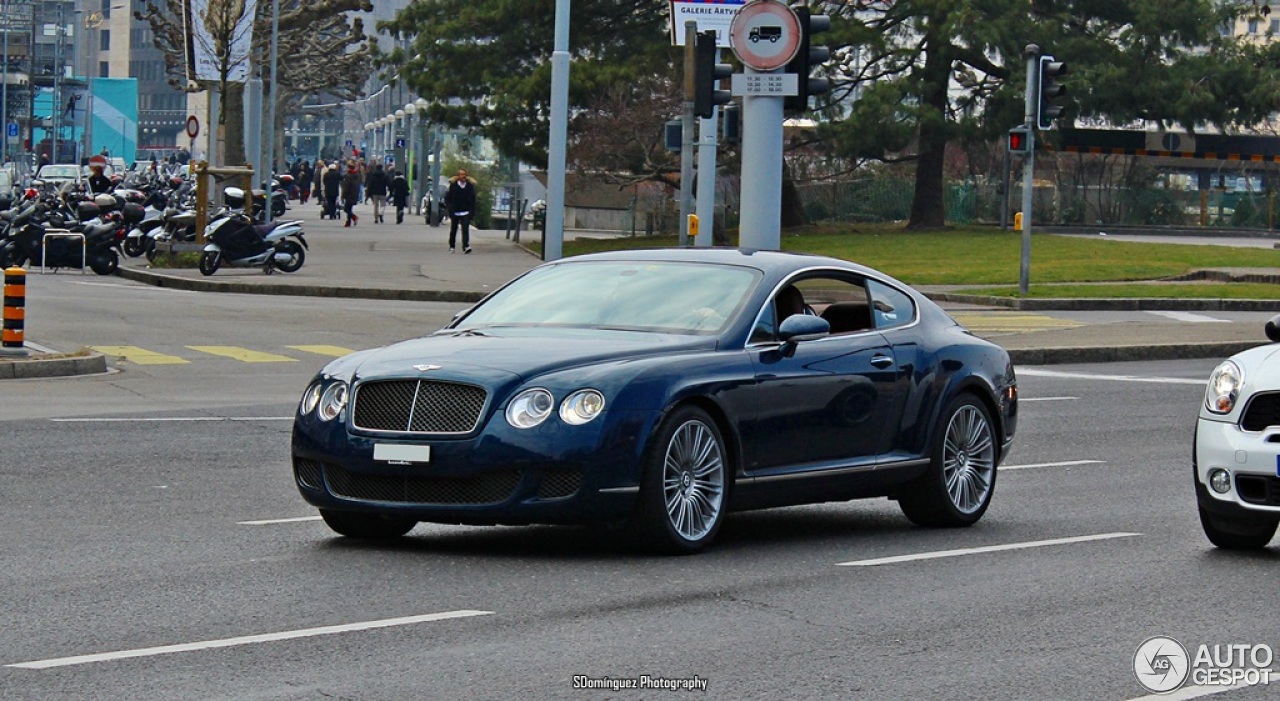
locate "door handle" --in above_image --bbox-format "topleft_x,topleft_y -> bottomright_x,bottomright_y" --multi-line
870,354 -> 893,369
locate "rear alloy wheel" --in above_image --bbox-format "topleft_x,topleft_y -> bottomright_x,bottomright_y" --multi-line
1198,507 -> 1277,550
272,239 -> 305,273
198,250 -> 220,276
899,395 -> 997,527
319,509 -> 416,540
632,405 -> 728,554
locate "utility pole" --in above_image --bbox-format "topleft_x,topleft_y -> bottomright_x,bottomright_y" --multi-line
679,20 -> 696,247
1018,44 -> 1038,296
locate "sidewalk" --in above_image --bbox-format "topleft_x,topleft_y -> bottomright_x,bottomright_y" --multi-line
6,200 -> 1277,376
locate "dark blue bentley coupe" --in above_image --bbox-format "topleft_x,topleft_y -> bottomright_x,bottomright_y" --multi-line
292,249 -> 1017,553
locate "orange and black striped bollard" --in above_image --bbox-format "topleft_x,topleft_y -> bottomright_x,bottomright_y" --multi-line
2,266 -> 27,356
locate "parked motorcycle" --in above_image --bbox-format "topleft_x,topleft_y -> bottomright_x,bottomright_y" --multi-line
198,189 -> 307,275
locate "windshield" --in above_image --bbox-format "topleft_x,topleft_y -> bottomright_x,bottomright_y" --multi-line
38,165 -> 79,179
456,260 -> 761,335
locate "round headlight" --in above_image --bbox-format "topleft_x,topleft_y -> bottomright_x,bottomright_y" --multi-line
317,382 -> 349,422
300,382 -> 322,416
506,388 -> 554,429
560,389 -> 605,425
1206,360 -> 1244,414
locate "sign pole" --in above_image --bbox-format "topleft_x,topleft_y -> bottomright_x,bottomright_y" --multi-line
695,102 -> 718,247
679,20 -> 696,247
1019,44 -> 1039,295
737,66 -> 784,250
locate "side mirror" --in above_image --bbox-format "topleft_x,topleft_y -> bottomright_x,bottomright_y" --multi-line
1266,314 -> 1280,343
778,314 -> 830,357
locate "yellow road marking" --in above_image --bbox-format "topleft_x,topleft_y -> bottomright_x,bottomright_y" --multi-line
186,346 -> 298,363
287,345 -> 356,357
951,313 -> 1083,332
90,346 -> 190,365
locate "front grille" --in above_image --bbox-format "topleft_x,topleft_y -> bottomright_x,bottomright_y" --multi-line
1241,393 -> 1280,432
323,462 -> 520,505
294,458 -> 324,490
1235,475 -> 1280,506
353,379 -> 488,434
537,469 -> 582,500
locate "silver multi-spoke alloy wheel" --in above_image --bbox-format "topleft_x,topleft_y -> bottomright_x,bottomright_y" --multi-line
662,418 -> 726,542
942,404 -> 995,514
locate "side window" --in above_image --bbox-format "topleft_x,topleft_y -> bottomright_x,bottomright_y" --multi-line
867,279 -> 916,330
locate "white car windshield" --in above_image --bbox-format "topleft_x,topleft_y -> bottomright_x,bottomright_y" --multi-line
38,165 -> 79,179
456,260 -> 761,335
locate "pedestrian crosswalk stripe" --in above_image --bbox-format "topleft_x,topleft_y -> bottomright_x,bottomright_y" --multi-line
186,346 -> 298,363
287,345 -> 356,357
90,346 -> 190,365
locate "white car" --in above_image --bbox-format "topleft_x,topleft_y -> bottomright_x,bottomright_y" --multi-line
1195,317 -> 1280,549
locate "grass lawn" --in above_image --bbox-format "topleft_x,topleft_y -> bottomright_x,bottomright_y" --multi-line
534,224 -> 1280,292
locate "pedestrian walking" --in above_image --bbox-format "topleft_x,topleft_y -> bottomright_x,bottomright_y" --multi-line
388,169 -> 410,224
445,168 -> 477,254
366,163 -> 389,223
312,159 -> 326,205
297,161 -> 312,204
340,162 -> 362,227
322,163 -> 342,220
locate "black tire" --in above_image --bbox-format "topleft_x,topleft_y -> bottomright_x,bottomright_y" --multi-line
630,405 -> 730,554
198,250 -> 220,276
320,509 -> 416,540
899,394 -> 998,527
123,236 -> 145,257
1198,506 -> 1277,550
89,250 -> 119,275
273,239 -> 305,273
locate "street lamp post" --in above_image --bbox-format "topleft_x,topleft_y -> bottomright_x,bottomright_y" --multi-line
414,97 -> 427,216
403,101 -> 416,185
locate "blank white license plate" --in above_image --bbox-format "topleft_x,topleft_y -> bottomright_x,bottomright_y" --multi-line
373,444 -> 431,464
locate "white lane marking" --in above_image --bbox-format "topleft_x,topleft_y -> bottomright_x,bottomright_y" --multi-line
836,532 -> 1140,567
238,516 -> 323,525
50,417 -> 293,423
1003,459 -> 1105,471
1019,396 -> 1077,402
7,610 -> 494,670
1147,311 -> 1232,324
1019,368 -> 1205,386
1125,679 -> 1270,701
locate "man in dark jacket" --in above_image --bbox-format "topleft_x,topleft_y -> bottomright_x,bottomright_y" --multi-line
388,169 -> 410,224
322,165 -> 342,220
444,169 -> 477,253
86,164 -> 112,194
365,164 -> 390,223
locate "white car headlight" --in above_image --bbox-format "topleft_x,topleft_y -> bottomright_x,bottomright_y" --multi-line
317,382 -> 349,422
506,388 -> 554,429
300,382 -> 322,416
1206,360 -> 1244,414
560,389 -> 606,425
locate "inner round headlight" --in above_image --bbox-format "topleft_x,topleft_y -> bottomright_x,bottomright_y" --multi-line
506,388 -> 554,429
560,389 -> 605,425
300,382 -> 322,416
1206,360 -> 1244,414
1209,469 -> 1232,494
317,382 -> 349,422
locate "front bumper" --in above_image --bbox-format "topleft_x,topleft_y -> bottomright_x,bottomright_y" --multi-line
1194,417 -> 1280,517
291,408 -> 658,526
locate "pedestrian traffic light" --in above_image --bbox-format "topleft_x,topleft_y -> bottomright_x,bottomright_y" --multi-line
694,30 -> 733,120
1036,55 -> 1068,131
784,7 -> 831,112
1007,126 -> 1030,153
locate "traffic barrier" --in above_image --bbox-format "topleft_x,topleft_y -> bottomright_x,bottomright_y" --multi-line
2,266 -> 26,355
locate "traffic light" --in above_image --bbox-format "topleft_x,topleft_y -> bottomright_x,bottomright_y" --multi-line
784,7 -> 831,112
693,30 -> 732,119
1036,55 -> 1068,130
1007,126 -> 1030,153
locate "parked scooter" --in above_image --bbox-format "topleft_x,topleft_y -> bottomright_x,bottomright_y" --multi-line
198,188 -> 307,275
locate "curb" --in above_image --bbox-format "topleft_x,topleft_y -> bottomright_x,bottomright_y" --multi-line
115,266 -> 488,304
928,292 -> 1280,312
0,351 -> 108,379
1006,341 -> 1262,366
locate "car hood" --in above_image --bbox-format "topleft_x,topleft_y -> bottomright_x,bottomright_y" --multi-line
1235,343 -> 1280,391
349,329 -> 717,384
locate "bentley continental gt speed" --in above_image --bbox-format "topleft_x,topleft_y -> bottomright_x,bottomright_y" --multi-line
291,249 -> 1018,553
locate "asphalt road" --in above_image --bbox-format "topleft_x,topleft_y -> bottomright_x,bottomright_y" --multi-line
2,276 -> 1278,700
